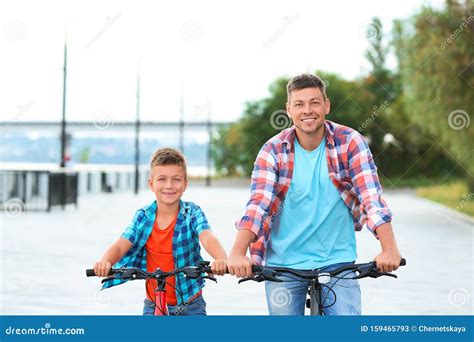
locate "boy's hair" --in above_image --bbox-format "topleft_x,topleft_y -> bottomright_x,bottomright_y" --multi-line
286,74 -> 327,100
149,147 -> 187,178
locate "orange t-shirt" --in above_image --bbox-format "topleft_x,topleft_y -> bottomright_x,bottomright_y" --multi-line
145,214 -> 178,306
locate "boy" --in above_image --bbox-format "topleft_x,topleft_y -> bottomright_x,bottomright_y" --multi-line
94,147 -> 227,315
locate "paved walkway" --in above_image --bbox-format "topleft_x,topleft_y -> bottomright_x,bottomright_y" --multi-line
1,184 -> 472,315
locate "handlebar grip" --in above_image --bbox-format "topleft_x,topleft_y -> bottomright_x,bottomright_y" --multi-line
86,269 -> 96,277
86,268 -> 114,277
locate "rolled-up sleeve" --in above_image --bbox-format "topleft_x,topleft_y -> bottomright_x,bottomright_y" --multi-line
347,132 -> 393,237
236,143 -> 278,241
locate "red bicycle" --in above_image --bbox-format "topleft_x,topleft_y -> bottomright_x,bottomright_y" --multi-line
86,261 -> 215,315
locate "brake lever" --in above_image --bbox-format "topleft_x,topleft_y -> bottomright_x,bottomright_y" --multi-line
374,272 -> 397,279
238,270 -> 283,284
202,275 -> 217,283
238,276 -> 264,283
354,270 -> 397,279
101,276 -> 117,284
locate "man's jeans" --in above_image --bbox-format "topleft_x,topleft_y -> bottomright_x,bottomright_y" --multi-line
143,294 -> 207,316
265,261 -> 361,315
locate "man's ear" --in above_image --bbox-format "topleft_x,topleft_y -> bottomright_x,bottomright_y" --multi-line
325,98 -> 331,115
286,102 -> 291,117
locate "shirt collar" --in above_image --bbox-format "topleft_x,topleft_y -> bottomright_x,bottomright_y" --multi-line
282,120 -> 335,148
142,199 -> 190,217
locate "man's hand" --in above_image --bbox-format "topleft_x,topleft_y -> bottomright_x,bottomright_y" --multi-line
374,250 -> 402,273
374,223 -> 402,273
227,254 -> 253,278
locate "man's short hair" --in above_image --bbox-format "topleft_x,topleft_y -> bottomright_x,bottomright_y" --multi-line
149,147 -> 187,178
287,74 -> 327,100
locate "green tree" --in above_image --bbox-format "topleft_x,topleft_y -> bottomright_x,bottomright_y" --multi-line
394,1 -> 473,189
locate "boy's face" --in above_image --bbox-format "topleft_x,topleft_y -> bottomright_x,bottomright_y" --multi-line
286,87 -> 330,136
148,164 -> 188,206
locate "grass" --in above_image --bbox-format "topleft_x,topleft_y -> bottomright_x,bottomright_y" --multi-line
379,175 -> 473,217
415,181 -> 474,217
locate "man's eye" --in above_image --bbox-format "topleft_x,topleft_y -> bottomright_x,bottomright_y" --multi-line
295,103 -> 302,107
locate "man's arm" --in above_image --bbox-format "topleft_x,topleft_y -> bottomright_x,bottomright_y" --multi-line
227,230 -> 256,278
374,223 -> 402,272
228,143 -> 279,277
347,132 -> 402,272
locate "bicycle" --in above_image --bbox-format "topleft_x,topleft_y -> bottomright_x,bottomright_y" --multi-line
238,258 -> 406,315
86,261 -> 215,316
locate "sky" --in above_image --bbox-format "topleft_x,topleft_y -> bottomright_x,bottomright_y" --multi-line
1,0 -> 444,124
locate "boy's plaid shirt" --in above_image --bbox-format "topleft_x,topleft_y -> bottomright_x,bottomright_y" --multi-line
101,200 -> 210,305
236,120 -> 393,265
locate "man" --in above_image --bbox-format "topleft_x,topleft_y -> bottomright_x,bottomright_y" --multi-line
227,74 -> 402,315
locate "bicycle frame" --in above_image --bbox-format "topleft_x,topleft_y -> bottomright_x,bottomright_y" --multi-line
309,279 -> 323,316
152,278 -> 170,316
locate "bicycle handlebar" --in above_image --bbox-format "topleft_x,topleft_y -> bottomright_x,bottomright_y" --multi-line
241,258 -> 406,283
86,261 -> 215,283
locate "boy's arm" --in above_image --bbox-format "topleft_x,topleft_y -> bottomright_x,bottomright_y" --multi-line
94,237 -> 132,277
199,230 -> 228,275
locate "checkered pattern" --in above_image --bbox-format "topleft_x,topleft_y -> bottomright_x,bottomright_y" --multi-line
101,200 -> 210,305
236,120 -> 392,265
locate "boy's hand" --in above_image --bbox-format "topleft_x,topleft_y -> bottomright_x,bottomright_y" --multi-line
93,261 -> 112,277
210,259 -> 227,276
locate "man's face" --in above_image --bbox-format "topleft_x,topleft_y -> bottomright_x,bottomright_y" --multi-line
148,165 -> 188,206
286,87 -> 330,135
